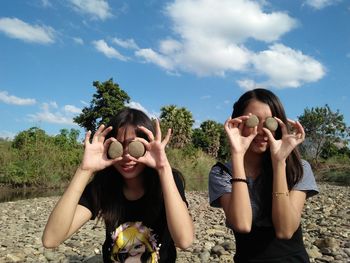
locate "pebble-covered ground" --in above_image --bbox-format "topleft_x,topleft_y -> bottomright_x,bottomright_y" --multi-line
0,183 -> 349,263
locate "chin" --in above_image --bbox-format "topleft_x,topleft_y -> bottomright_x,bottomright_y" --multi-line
114,163 -> 145,179
251,143 -> 268,154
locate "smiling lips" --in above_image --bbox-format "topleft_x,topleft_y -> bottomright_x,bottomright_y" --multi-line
121,163 -> 138,172
254,136 -> 268,145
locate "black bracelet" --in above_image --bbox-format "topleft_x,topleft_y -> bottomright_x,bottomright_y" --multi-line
230,178 -> 248,184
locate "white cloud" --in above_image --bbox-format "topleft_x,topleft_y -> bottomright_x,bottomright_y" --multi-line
93,39 -> 128,61
0,17 -> 55,44
135,0 -> 325,88
252,44 -> 325,88
69,0 -> 112,20
166,0 -> 297,43
73,37 -> 84,45
200,95 -> 211,100
125,101 -> 159,120
304,0 -> 340,10
0,91 -> 36,105
135,48 -> 174,71
64,105 -> 82,114
0,130 -> 16,140
80,100 -> 89,106
112,38 -> 139,50
237,79 -> 265,90
28,102 -> 80,125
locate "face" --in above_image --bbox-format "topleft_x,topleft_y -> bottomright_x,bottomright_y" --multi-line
113,125 -> 146,180
242,99 -> 274,154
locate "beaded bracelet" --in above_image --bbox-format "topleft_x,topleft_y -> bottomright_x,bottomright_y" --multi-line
272,192 -> 289,197
230,178 -> 248,184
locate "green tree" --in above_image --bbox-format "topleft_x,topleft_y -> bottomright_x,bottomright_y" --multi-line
54,128 -> 81,148
160,105 -> 194,148
298,104 -> 350,163
12,127 -> 49,150
74,78 -> 130,132
192,120 -> 221,158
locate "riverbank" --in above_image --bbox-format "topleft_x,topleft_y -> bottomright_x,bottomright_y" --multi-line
0,183 -> 349,263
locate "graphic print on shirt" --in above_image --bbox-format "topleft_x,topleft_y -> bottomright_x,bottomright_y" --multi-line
110,221 -> 160,263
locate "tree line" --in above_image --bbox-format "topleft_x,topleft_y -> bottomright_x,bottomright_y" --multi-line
1,79 -> 349,187
73,79 -> 350,163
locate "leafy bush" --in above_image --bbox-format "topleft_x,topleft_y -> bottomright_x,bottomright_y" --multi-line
166,146 -> 216,191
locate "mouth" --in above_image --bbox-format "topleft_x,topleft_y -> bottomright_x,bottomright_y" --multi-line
254,137 -> 268,145
120,163 -> 138,172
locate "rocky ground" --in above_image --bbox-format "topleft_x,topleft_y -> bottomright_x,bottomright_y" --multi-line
0,183 -> 349,263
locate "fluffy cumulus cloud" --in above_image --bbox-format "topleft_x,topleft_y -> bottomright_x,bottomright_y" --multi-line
28,102 -> 81,125
0,91 -> 36,105
125,101 -> 159,120
135,0 -> 325,88
252,44 -> 325,88
92,39 -> 128,61
0,17 -> 55,44
69,0 -> 112,20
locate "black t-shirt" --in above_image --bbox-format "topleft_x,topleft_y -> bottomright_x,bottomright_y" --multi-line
79,172 -> 187,263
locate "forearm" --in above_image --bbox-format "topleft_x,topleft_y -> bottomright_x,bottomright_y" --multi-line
271,161 -> 300,239
42,166 -> 92,246
227,154 -> 252,232
158,162 -> 194,249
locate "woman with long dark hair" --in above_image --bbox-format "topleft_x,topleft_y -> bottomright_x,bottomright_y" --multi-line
43,108 -> 194,263
209,89 -> 318,262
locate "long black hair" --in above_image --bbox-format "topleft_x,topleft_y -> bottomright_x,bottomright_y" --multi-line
89,108 -> 164,232
232,89 -> 303,219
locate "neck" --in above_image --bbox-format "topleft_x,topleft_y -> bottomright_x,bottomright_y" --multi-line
123,175 -> 144,201
244,151 -> 263,179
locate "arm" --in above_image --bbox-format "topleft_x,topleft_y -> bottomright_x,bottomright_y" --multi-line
266,119 -> 307,239
220,117 -> 257,233
221,153 -> 252,233
42,125 -> 120,248
42,167 -> 93,248
136,119 -> 194,249
158,163 -> 194,249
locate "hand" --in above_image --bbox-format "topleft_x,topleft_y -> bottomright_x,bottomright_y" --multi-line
80,125 -> 121,173
224,115 -> 257,155
264,118 -> 305,162
133,119 -> 171,170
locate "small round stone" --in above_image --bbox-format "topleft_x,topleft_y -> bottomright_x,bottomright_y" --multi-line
264,117 -> 278,131
108,141 -> 123,159
245,115 -> 259,128
128,141 -> 145,158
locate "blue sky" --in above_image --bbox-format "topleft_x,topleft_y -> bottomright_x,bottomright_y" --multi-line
0,0 -> 349,140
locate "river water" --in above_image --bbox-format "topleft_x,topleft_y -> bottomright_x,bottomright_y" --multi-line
0,187 -> 64,203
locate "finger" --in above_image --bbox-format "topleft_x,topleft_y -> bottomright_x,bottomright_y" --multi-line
93,124 -> 106,142
100,126 -> 113,139
262,127 -> 275,142
162,128 -> 172,145
84,130 -> 92,146
275,117 -> 288,134
104,137 -> 117,147
137,125 -> 155,141
294,121 -> 305,141
154,118 -> 162,141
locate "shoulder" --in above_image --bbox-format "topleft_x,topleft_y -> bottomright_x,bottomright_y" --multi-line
293,159 -> 319,198
208,162 -> 232,207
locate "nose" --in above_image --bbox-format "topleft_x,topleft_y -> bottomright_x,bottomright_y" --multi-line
257,121 -> 264,134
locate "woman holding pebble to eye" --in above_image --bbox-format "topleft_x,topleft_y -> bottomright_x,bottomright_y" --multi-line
42,107 -> 194,263
208,89 -> 318,262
